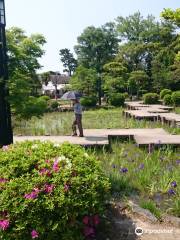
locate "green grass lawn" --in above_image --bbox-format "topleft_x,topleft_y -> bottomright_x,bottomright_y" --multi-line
13,108 -> 180,135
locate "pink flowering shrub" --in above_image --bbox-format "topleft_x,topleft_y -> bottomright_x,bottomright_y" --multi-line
0,142 -> 110,239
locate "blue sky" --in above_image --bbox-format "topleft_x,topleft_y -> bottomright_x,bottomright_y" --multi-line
6,0 -> 180,72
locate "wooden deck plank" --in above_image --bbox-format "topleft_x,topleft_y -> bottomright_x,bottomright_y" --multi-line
135,134 -> 180,146
14,135 -> 109,146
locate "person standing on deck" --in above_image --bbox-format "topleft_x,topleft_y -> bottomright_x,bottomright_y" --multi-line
72,98 -> 84,137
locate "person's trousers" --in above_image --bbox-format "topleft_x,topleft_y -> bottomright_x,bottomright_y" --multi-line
72,114 -> 83,136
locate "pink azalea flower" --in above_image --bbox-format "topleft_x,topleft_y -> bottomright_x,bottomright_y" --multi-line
83,226 -> 95,237
0,178 -> 8,183
83,216 -> 89,225
0,219 -> 10,230
53,161 -> 59,172
33,188 -> 40,193
44,184 -> 54,194
93,215 -> 100,226
45,159 -> 50,164
39,168 -> 51,177
31,229 -> 39,239
24,189 -> 39,199
64,184 -> 69,192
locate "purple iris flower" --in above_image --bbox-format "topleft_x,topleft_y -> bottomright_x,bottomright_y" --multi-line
171,181 -> 177,188
120,167 -> 128,173
168,188 -> 176,195
176,160 -> 180,165
139,163 -> 144,169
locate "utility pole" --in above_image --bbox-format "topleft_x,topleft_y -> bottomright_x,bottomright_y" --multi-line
0,0 -> 13,146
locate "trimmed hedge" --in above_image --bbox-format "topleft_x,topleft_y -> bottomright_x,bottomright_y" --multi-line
80,96 -> 97,107
163,94 -> 173,106
143,93 -> 159,104
123,92 -> 129,99
172,91 -> 180,106
160,89 -> 172,99
108,93 -> 125,107
0,142 -> 110,239
39,95 -> 51,102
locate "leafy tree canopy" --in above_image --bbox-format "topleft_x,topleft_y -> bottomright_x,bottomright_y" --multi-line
59,48 -> 77,76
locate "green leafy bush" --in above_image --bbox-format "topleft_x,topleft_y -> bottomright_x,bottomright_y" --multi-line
143,93 -> 159,104
138,89 -> 147,96
108,93 -> 125,107
80,96 -> 97,107
171,91 -> 180,106
123,92 -> 129,99
19,97 -> 48,119
163,94 -> 173,105
0,142 -> 110,239
39,95 -> 51,102
50,101 -> 59,110
160,89 -> 172,99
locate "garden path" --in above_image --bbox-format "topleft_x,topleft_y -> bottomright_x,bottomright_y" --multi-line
14,128 -> 180,147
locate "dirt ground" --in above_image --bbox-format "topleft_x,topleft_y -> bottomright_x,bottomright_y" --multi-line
96,205 -> 180,240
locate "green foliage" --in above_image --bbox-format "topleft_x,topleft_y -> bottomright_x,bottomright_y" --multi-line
39,95 -> 51,102
171,91 -> 180,106
138,89 -> 148,96
143,93 -> 159,104
59,48 -> 77,76
103,62 -> 127,94
140,200 -> 161,219
116,12 -> 160,42
19,97 -> 48,120
7,27 -> 46,119
50,101 -> 59,110
80,96 -> 97,107
96,142 -> 180,217
71,66 -> 97,96
123,92 -> 129,99
128,71 -> 149,97
13,108 -> 180,136
8,72 -> 48,119
0,142 -> 110,239
108,93 -> 125,107
161,8 -> 180,27
160,89 -> 172,99
75,23 -> 119,72
7,27 -> 46,78
163,94 -> 173,106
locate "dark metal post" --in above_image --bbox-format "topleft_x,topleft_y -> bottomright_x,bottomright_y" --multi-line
0,0 -> 13,146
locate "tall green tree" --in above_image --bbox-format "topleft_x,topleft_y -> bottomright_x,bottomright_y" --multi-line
75,22 -> 119,104
7,27 -> 46,77
161,8 -> 180,27
128,70 -> 149,97
70,66 -> 97,96
59,48 -> 77,76
6,27 -> 46,118
75,22 -> 119,72
115,12 -> 177,93
103,62 -> 127,94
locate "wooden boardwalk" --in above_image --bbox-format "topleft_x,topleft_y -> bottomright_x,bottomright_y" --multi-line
14,135 -> 109,147
124,101 -> 179,127
135,135 -> 180,146
14,128 -> 180,148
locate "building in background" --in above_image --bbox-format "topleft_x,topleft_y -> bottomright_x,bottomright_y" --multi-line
41,71 -> 70,98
